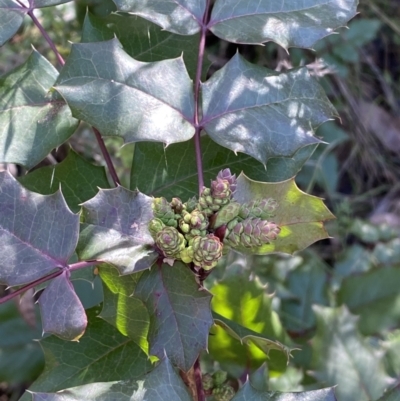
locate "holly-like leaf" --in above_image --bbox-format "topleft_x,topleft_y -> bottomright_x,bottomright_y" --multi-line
31,0 -> 72,7
0,171 -> 79,286
20,307 -> 152,400
201,54 -> 336,166
99,264 -> 149,352
82,12 -> 207,79
232,173 -> 334,254
232,381 -> 337,401
30,357 -> 191,401
0,50 -> 79,168
134,261 -> 213,372
77,186 -> 157,275
131,136 -> 317,199
38,271 -> 87,341
375,384 -> 400,401
310,306 -> 391,401
18,149 -> 110,213
0,0 -> 26,46
208,0 -> 358,49
113,0 -> 205,35
338,267 -> 400,335
54,38 -> 195,145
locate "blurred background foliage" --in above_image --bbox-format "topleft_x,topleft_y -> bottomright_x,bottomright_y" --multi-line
1,0 -> 400,400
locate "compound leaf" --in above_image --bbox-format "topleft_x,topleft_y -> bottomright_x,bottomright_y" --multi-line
0,50 -> 79,168
54,38 -> 195,145
113,0 -> 206,35
134,261 -> 213,372
77,186 -> 157,275
0,171 -> 79,286
209,0 -> 358,49
201,53 -> 336,166
0,0 -> 26,46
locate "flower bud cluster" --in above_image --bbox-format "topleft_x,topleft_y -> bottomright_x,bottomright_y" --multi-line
149,169 -> 281,270
201,370 -> 236,400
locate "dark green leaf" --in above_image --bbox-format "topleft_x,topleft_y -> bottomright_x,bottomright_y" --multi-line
209,0 -> 358,49
38,272 -> 87,341
131,136 -> 317,198
77,186 -> 157,274
310,306 -> 390,401
134,261 -> 213,371
233,173 -> 335,254
374,384 -> 400,401
232,382 -> 337,401
0,50 -> 79,168
31,357 -> 191,401
54,39 -> 195,145
201,54 -> 336,165
18,149 -> 110,213
0,0 -> 26,46
21,307 -> 152,400
113,0 -> 205,35
0,171 -> 79,286
338,267 -> 400,335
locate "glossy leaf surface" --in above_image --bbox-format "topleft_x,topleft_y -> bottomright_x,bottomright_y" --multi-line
201,54 -> 336,166
77,186 -> 157,274
233,173 -> 334,254
0,0 -> 26,46
0,171 -> 79,286
55,39 -> 195,145
134,262 -> 213,372
209,0 -> 358,49
0,50 -> 79,168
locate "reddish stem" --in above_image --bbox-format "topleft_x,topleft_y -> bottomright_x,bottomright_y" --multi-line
194,358 -> 206,401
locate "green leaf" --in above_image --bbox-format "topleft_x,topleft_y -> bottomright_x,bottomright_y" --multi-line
209,0 -> 358,49
113,0 -> 205,35
0,50 -> 79,168
82,12 -> 206,79
0,0 -> 26,46
54,38 -> 195,145
38,271 -> 87,341
134,261 -> 213,371
232,382 -> 337,401
131,136 -> 317,198
201,54 -> 336,165
310,306 -> 391,401
21,307 -> 152,400
233,173 -> 334,254
0,301 -> 44,385
99,264 -> 150,352
0,171 -> 79,286
30,357 -> 191,401
31,0 -> 73,7
77,186 -> 158,275
338,267 -> 400,335
18,149 -> 110,213
209,275 -> 291,373
374,384 -> 400,401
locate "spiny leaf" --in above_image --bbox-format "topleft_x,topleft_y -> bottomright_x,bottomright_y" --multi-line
209,0 -> 358,49
113,0 -> 206,35
134,261 -> 213,372
232,173 -> 335,254
0,0 -> 26,46
30,357 -> 191,401
54,38 -> 195,145
20,307 -> 152,400
374,384 -> 400,401
38,271 -> 87,341
77,186 -> 157,275
201,54 -> 336,166
0,171 -> 79,286
0,50 -> 79,168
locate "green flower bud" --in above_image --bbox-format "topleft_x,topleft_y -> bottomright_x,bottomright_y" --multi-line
212,202 -> 241,229
239,198 -> 278,220
213,370 -> 228,386
155,226 -> 186,259
152,197 -> 180,227
202,373 -> 214,391
184,196 -> 198,213
179,246 -> 194,264
170,197 -> 184,214
212,384 -> 235,401
190,234 -> 223,270
149,218 -> 165,238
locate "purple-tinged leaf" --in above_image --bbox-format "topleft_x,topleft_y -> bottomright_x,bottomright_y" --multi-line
113,0 -> 206,35
0,171 -> 79,286
54,39 -> 195,146
31,0 -> 73,7
0,0 -> 26,46
201,53 -> 336,166
38,272 -> 87,341
208,0 -> 358,49
134,261 -> 213,372
76,186 -> 157,275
